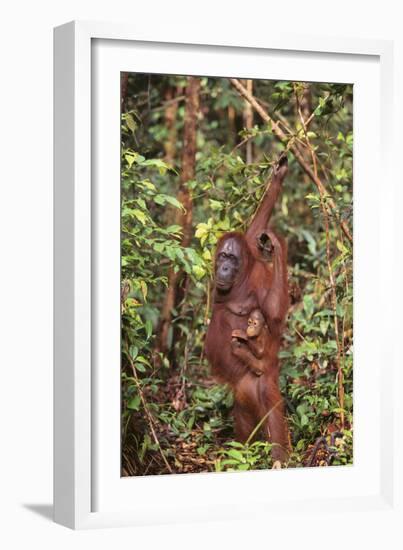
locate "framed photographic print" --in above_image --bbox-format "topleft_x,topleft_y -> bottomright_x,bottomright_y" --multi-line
54,21 -> 400,533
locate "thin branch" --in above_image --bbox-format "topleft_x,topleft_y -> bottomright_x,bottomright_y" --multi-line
245,399 -> 283,445
125,344 -> 173,473
294,86 -> 345,428
229,78 -> 352,243
320,195 -> 345,429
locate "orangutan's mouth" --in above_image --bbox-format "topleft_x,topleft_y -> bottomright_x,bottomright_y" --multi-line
216,280 -> 231,291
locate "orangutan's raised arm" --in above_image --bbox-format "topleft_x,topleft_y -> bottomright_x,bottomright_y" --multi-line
245,154 -> 288,252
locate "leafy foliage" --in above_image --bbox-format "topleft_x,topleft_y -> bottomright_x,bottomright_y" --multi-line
121,75 -> 353,476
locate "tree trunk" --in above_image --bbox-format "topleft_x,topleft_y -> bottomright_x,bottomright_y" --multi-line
300,83 -> 312,121
158,77 -> 200,358
163,86 -> 181,166
121,72 -> 129,110
227,105 -> 236,147
243,79 -> 254,164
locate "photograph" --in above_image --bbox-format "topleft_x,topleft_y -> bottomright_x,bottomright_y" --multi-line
120,73 -> 353,476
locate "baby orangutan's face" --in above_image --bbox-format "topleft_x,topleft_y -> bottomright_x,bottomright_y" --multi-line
246,309 -> 265,338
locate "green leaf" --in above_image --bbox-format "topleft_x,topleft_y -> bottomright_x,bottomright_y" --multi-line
140,179 -> 156,191
303,295 -> 314,318
175,248 -> 185,262
195,223 -> 209,240
164,195 -> 185,210
192,265 -> 206,280
227,449 -> 245,462
154,194 -> 185,211
124,152 -> 136,168
301,230 -> 317,256
154,194 -> 166,206
125,114 -> 137,134
135,198 -> 147,210
166,225 -> 182,234
336,240 -> 349,255
127,395 -> 141,411
145,319 -> 153,339
164,246 -> 176,262
140,158 -> 170,175
225,441 -> 244,448
296,404 -> 307,417
132,209 -> 147,225
320,319 -> 329,336
209,199 -> 223,211
300,414 -> 309,427
140,281 -> 148,301
336,304 -> 344,317
136,356 -> 151,366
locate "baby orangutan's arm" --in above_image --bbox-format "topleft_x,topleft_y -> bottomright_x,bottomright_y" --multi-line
231,329 -> 265,360
231,338 -> 266,376
231,329 -> 248,341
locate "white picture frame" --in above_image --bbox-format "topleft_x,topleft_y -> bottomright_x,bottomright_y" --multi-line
54,21 -> 400,532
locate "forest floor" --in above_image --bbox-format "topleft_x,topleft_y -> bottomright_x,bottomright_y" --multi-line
121,360 -> 346,477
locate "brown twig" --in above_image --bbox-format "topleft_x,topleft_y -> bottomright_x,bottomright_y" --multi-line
293,84 -> 345,428
229,78 -> 352,243
320,191 -> 345,428
125,343 -> 173,473
244,79 -> 254,164
245,399 -> 283,445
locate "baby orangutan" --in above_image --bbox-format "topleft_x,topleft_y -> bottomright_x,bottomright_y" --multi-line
231,309 -> 269,376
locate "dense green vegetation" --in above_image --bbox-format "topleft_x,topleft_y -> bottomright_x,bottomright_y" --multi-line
120,74 -> 353,476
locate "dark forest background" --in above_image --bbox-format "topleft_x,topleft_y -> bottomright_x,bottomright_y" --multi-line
120,74 -> 353,475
